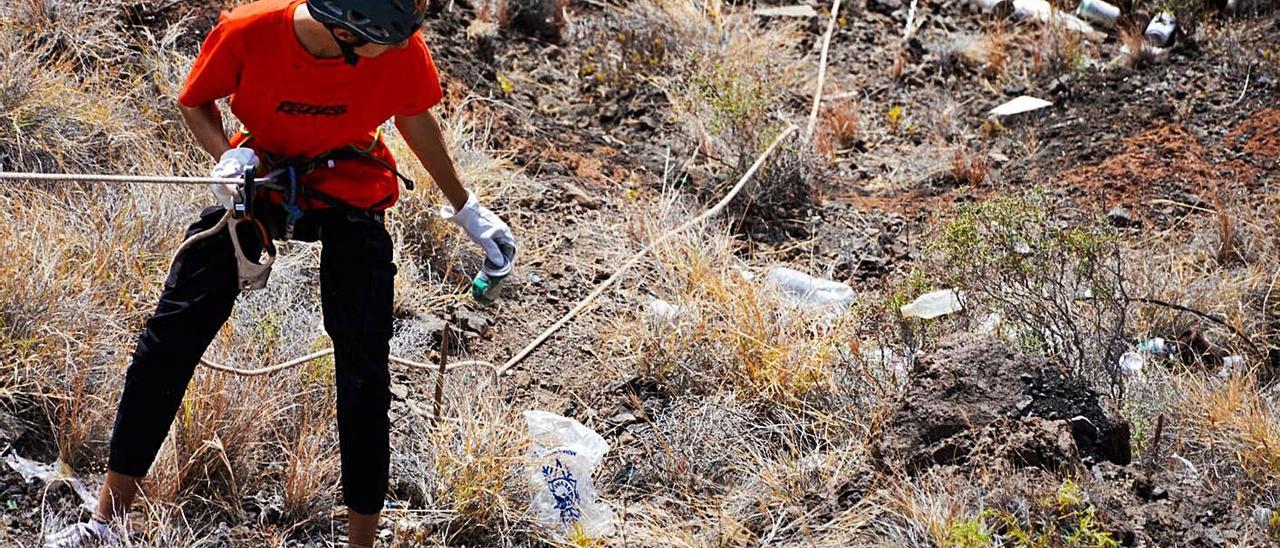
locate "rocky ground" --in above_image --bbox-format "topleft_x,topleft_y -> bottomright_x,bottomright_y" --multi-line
2,0 -> 1279,546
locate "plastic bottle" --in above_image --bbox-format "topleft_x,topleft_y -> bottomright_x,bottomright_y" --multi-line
1145,12 -> 1177,47
1117,352 -> 1144,376
899,289 -> 964,320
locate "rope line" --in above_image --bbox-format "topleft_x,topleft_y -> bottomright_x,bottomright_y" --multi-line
0,172 -> 249,186
0,125 -> 797,378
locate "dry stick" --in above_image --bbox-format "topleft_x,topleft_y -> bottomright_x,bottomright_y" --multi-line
804,0 -> 843,142
1145,414 -> 1166,480
1129,296 -> 1260,353
432,323 -> 450,424
493,123 -> 799,376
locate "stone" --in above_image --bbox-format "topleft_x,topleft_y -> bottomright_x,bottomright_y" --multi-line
875,335 -> 1131,473
1107,205 -> 1139,228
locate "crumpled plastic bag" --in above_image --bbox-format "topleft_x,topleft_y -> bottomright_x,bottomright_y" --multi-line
4,452 -> 97,510
524,410 -> 615,539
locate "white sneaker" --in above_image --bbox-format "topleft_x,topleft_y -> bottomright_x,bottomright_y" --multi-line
42,520 -> 117,548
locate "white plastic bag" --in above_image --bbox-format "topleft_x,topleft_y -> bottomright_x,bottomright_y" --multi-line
4,452 -> 97,510
524,410 -> 616,538
765,267 -> 855,317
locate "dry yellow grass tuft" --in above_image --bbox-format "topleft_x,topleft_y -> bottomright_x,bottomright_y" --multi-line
1,2 -> 525,542
616,195 -> 859,403
388,373 -> 534,544
950,146 -> 989,187
1172,372 -> 1280,491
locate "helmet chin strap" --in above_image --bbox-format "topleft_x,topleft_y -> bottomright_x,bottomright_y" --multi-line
324,25 -> 368,66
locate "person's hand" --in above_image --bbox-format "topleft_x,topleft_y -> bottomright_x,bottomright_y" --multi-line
440,192 -> 517,268
209,148 -> 258,210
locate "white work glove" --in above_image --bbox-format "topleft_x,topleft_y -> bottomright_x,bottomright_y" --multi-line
440,192 -> 517,268
209,147 -> 259,210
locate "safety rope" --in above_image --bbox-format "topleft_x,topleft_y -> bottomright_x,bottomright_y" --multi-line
0,172 -> 247,185
0,123 -> 797,378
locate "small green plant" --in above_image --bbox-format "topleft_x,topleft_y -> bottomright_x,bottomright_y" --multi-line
690,60 -> 778,140
1054,479 -> 1085,510
982,480 -> 1120,547
947,516 -> 994,547
932,191 -> 1130,390
579,22 -> 670,100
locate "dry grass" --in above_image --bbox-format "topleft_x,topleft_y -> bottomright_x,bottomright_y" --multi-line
600,188 -> 901,545
1171,371 -> 1280,492
647,0 -> 802,170
5,0 -> 1280,545
1,1 -> 527,543
387,372 -> 535,545
613,192 -> 862,403
1126,185 -> 1279,361
815,99 -> 861,159
950,146 -> 990,187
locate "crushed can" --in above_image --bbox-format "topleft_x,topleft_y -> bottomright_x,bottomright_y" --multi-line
472,242 -> 517,305
970,0 -> 1007,12
1075,0 -> 1120,28
1144,11 -> 1177,47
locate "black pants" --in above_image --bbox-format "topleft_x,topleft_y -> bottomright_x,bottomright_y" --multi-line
108,205 -> 396,515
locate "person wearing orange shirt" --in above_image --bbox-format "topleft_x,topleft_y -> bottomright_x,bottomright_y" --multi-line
44,1 -> 515,546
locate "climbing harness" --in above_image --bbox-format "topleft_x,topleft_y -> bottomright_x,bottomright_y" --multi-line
245,138 -> 417,239
0,123 -> 799,378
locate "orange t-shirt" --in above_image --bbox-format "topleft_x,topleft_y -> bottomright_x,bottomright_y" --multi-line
178,0 -> 443,211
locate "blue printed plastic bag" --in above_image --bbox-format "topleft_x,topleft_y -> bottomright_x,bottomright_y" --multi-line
524,410 -> 616,539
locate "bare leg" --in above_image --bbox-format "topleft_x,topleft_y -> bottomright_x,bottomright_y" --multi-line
347,509 -> 380,548
94,471 -> 141,523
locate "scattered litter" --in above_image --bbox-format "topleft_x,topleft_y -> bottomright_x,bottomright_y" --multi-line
1223,0 -> 1262,14
859,346 -> 912,378
1115,42 -> 1171,67
1013,240 -> 1033,255
1254,507 -> 1274,529
4,452 -> 97,511
989,95 -> 1053,118
1217,355 -> 1245,378
753,5 -> 818,17
1170,453 -> 1198,477
1117,352 -> 1144,376
899,289 -> 964,320
1010,0 -> 1052,21
765,267 -> 855,316
524,410 -> 615,539
969,0 -> 1007,11
1145,12 -> 1177,47
1137,337 -> 1174,357
1075,0 -> 1119,28
645,299 -> 684,324
1011,0 -> 1099,36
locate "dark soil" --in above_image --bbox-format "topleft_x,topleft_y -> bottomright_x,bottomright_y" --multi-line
872,335 -> 1277,544
875,335 -> 1131,472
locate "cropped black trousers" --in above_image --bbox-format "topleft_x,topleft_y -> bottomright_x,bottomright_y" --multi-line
107,205 -> 395,515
